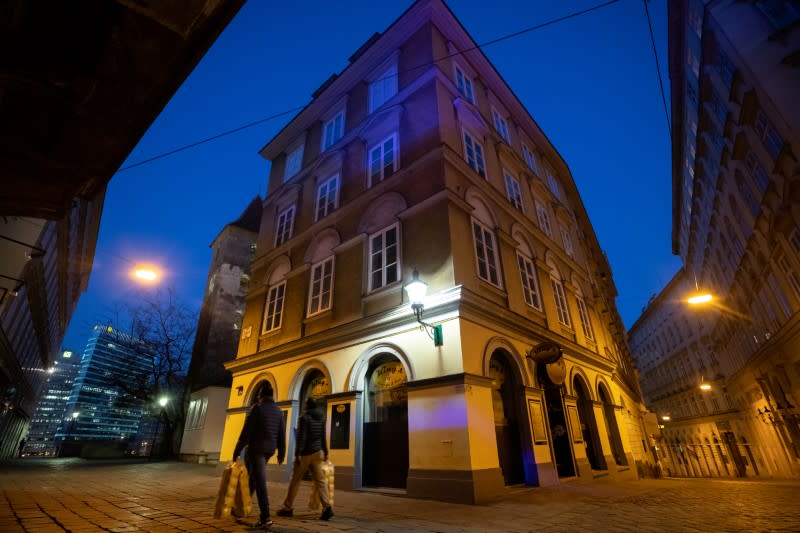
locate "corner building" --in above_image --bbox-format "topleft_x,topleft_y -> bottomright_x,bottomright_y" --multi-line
221,0 -> 648,503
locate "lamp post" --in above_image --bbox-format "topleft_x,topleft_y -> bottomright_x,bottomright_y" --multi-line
151,396 -> 169,459
404,269 -> 443,346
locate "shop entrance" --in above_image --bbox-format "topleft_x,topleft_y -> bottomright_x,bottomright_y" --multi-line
362,356 -> 408,488
574,376 -> 606,470
488,351 -> 525,485
598,384 -> 626,466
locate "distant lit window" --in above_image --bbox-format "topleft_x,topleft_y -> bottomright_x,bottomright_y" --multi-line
517,252 -> 542,310
504,172 -> 523,212
535,201 -> 552,237
262,282 -> 286,333
369,63 -> 398,113
522,144 -> 538,173
275,206 -> 295,247
455,64 -> 475,104
369,224 -> 400,292
315,174 -> 340,221
284,145 -> 304,182
462,131 -> 486,178
322,110 -> 345,150
472,219 -> 501,288
492,109 -> 510,142
308,257 -> 334,316
368,134 -> 398,187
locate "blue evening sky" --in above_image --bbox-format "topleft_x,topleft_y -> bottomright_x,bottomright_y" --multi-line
63,0 -> 681,350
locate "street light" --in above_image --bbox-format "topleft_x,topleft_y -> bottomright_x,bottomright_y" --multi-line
151,396 -> 169,459
132,265 -> 160,283
699,377 -> 712,391
687,293 -> 713,305
404,269 -> 443,346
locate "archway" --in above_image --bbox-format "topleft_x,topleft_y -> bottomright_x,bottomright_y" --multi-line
538,362 -> 575,477
597,383 -> 626,466
488,350 -> 525,485
573,375 -> 606,470
362,354 -> 408,488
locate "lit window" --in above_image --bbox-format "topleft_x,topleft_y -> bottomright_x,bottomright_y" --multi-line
308,257 -> 334,316
315,174 -> 340,221
472,219 -> 501,287
369,63 -> 398,113
322,111 -> 345,150
535,201 -> 552,237
560,226 -> 575,257
576,296 -> 595,341
369,224 -> 400,292
368,134 -> 398,187
455,65 -> 475,104
463,131 -> 486,178
504,172 -> 523,211
492,109 -> 510,142
274,206 -> 295,247
522,144 -> 538,173
284,145 -> 304,182
262,282 -> 286,333
517,252 -> 542,310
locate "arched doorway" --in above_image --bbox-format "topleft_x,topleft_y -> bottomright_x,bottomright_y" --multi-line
538,361 -> 575,477
597,384 -> 626,466
573,376 -> 606,470
488,350 -> 525,485
299,369 -> 330,412
362,355 -> 408,488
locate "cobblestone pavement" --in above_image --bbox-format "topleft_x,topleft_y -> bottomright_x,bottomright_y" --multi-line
1,458 -> 799,532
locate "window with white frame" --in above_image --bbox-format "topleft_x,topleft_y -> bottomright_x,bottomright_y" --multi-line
284,145 -> 304,182
369,223 -> 400,291
368,134 -> 398,186
550,270 -> 571,327
472,219 -> 501,287
576,295 -> 595,341
522,144 -> 538,173
455,64 -> 475,104
308,257 -> 334,316
547,173 -> 561,199
560,226 -> 575,257
315,174 -> 339,220
492,109 -> 510,142
517,252 -> 542,310
369,63 -> 398,113
262,281 -> 286,333
463,131 -> 486,178
322,110 -> 345,150
274,206 -> 296,247
535,201 -> 552,237
504,172 -> 523,211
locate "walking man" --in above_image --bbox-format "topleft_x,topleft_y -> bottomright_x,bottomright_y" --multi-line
233,382 -> 286,529
277,398 -> 333,520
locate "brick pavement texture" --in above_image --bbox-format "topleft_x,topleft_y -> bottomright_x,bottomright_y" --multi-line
1,459 -> 799,532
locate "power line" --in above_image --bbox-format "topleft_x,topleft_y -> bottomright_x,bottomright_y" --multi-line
642,0 -> 671,141
117,0 -> 623,174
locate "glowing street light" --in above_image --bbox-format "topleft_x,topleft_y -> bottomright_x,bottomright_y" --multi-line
699,378 -> 712,391
687,293 -> 713,305
158,396 -> 168,407
133,266 -> 160,283
661,415 -> 671,421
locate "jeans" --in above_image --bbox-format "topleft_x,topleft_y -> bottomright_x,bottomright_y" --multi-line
281,450 -> 330,510
248,450 -> 274,521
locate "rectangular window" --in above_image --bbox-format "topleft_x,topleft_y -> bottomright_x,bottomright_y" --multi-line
463,131 -> 486,178
522,144 -> 538,173
284,146 -> 304,182
315,174 -> 339,221
576,296 -> 595,341
368,134 -> 398,186
322,110 -> 345,150
777,254 -> 800,299
551,277 -> 571,327
790,228 -> 800,254
455,65 -> 475,104
274,206 -> 296,247
369,224 -> 400,292
492,109 -> 510,142
745,151 -> 770,193
369,63 -> 398,113
536,202 -> 552,237
472,220 -> 501,287
308,257 -> 334,316
754,110 -> 783,160
262,282 -> 286,333
517,253 -> 542,310
504,172 -> 523,211
560,226 -> 575,257
547,174 -> 560,199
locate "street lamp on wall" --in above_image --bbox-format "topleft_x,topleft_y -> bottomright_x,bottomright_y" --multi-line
404,269 -> 443,347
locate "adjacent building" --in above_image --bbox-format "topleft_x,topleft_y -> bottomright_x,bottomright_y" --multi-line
180,197 -> 262,463
220,0 -> 650,504
629,0 -> 800,478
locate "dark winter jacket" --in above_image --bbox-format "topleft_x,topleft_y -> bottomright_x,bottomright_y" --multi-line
233,398 -> 286,462
295,407 -> 327,457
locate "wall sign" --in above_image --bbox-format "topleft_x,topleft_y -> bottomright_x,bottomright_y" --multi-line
567,405 -> 583,443
528,399 -> 548,445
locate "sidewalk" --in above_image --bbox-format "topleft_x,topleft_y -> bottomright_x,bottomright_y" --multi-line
1,458 -> 799,532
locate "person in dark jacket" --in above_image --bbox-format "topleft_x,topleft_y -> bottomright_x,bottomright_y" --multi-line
276,398 -> 333,520
233,382 -> 286,529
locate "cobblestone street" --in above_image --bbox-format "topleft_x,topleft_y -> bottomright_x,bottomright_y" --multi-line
1,459 -> 798,532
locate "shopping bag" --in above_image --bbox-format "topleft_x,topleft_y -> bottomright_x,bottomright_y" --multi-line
308,460 -> 335,510
213,461 -> 241,519
231,463 -> 252,518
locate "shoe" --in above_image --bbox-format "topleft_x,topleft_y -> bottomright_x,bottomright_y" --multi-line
254,518 -> 273,529
320,506 -> 333,521
276,508 -> 293,517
